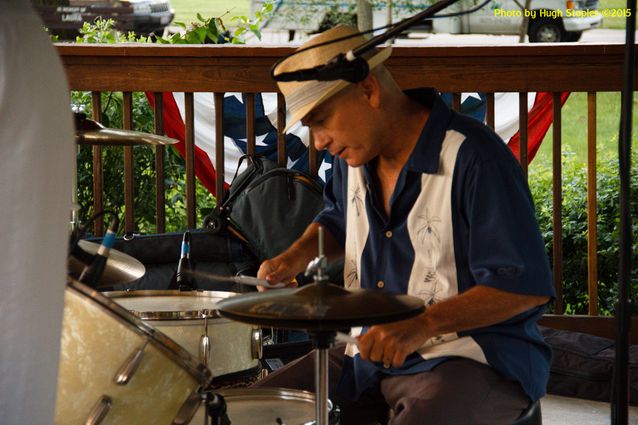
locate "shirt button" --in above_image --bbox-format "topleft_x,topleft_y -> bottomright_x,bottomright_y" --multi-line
385,231 -> 392,238
377,280 -> 385,289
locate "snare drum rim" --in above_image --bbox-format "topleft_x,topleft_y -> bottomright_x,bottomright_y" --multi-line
67,279 -> 213,386
103,290 -> 237,321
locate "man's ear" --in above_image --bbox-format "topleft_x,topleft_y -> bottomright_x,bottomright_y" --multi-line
358,73 -> 381,109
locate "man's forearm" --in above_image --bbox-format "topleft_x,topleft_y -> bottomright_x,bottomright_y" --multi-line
285,222 -> 343,264
420,285 -> 550,337
280,222 -> 344,274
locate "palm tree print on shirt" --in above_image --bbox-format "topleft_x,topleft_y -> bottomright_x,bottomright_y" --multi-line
346,258 -> 358,289
416,208 -> 444,305
351,185 -> 364,217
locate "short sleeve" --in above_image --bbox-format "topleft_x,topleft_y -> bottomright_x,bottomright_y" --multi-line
314,159 -> 347,247
459,152 -> 555,298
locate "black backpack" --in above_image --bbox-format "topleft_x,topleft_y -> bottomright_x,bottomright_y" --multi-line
204,155 -> 324,261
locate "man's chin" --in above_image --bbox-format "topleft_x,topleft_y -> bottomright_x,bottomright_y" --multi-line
341,156 -> 364,168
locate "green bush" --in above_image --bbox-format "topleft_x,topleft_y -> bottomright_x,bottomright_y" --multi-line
529,150 -> 638,315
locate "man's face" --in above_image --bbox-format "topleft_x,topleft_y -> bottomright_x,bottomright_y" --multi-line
301,83 -> 381,168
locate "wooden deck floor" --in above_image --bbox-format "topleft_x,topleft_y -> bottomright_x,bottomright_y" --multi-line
542,394 -> 638,425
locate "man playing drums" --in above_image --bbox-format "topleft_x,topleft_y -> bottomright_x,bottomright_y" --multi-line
256,25 -> 555,425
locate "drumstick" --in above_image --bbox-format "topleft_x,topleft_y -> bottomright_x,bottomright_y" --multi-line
335,332 -> 359,346
184,269 -> 288,289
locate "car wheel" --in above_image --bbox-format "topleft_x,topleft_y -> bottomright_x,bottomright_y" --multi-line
564,31 -> 583,42
528,19 -> 565,42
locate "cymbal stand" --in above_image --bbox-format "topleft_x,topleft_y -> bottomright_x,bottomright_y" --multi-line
309,330 -> 335,425
202,390 -> 230,425
305,227 -> 332,425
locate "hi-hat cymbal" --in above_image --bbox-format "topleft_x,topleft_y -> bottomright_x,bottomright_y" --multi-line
217,282 -> 425,331
68,240 -> 146,287
74,113 -> 178,146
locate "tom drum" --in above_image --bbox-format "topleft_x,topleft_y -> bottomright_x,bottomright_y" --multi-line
55,279 -> 212,425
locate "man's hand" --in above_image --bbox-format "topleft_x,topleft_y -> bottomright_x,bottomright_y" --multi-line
255,223 -> 343,292
357,286 -> 549,367
357,313 -> 431,368
256,254 -> 302,292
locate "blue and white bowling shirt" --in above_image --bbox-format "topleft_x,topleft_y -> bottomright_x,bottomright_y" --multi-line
314,88 -> 555,402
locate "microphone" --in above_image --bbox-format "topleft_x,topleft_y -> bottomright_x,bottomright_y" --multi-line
78,216 -> 119,287
176,231 -> 196,291
273,52 -> 370,83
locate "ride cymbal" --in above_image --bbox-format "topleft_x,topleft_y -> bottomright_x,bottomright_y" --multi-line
217,282 -> 425,331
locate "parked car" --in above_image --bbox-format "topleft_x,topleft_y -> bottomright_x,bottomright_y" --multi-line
32,0 -> 174,38
253,0 -> 603,42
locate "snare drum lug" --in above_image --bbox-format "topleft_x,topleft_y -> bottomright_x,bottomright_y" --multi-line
114,340 -> 148,385
85,395 -> 112,425
199,334 -> 211,366
251,328 -> 263,359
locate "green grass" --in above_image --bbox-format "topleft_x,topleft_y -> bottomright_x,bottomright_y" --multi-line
170,0 -> 251,27
533,92 -> 638,167
598,0 -> 629,29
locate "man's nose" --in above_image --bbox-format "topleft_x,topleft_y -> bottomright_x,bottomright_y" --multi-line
312,130 -> 331,151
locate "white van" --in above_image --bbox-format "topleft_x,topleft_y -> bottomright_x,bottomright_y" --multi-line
254,0 -> 602,42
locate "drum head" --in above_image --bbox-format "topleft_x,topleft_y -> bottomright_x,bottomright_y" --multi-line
105,290 -> 236,320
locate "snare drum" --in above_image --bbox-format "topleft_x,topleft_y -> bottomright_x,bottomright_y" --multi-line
191,388 -> 339,425
105,290 -> 262,380
55,280 -> 212,425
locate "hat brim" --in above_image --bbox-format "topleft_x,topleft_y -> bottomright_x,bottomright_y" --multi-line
283,45 -> 392,133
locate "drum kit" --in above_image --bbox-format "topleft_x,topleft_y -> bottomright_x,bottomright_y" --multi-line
60,116 -> 426,425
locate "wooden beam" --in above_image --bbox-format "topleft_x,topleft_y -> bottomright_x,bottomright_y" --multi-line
57,44 -> 634,93
587,92 -> 599,316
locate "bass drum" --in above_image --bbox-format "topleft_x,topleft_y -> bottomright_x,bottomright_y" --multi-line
55,279 -> 212,425
191,388 -> 339,425
104,290 -> 263,382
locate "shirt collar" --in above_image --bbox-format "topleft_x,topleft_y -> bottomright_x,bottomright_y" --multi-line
404,88 -> 454,175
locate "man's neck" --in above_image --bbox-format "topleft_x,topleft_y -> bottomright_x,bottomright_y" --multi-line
378,95 -> 430,173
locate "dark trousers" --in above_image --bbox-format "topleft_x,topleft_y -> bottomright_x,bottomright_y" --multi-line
254,345 -> 530,425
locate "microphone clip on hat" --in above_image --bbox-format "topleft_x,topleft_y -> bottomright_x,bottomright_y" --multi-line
274,52 -> 370,84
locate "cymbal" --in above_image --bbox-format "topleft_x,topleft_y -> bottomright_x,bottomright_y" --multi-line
74,113 -> 178,146
217,282 -> 426,331
68,240 -> 146,287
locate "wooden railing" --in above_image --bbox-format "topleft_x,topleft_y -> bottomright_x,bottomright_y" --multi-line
57,43 -> 637,341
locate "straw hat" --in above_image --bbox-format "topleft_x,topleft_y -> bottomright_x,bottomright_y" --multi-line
274,25 -> 392,132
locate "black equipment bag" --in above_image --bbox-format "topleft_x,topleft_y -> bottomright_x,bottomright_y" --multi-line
84,230 -> 258,292
203,155 -> 325,261
540,326 -> 638,405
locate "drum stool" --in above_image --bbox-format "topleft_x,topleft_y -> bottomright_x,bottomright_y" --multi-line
510,400 -> 542,425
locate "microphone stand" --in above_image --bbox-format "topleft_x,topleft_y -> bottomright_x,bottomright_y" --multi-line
612,0 -> 636,423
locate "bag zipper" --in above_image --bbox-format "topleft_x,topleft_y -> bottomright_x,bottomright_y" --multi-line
243,169 -> 323,196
